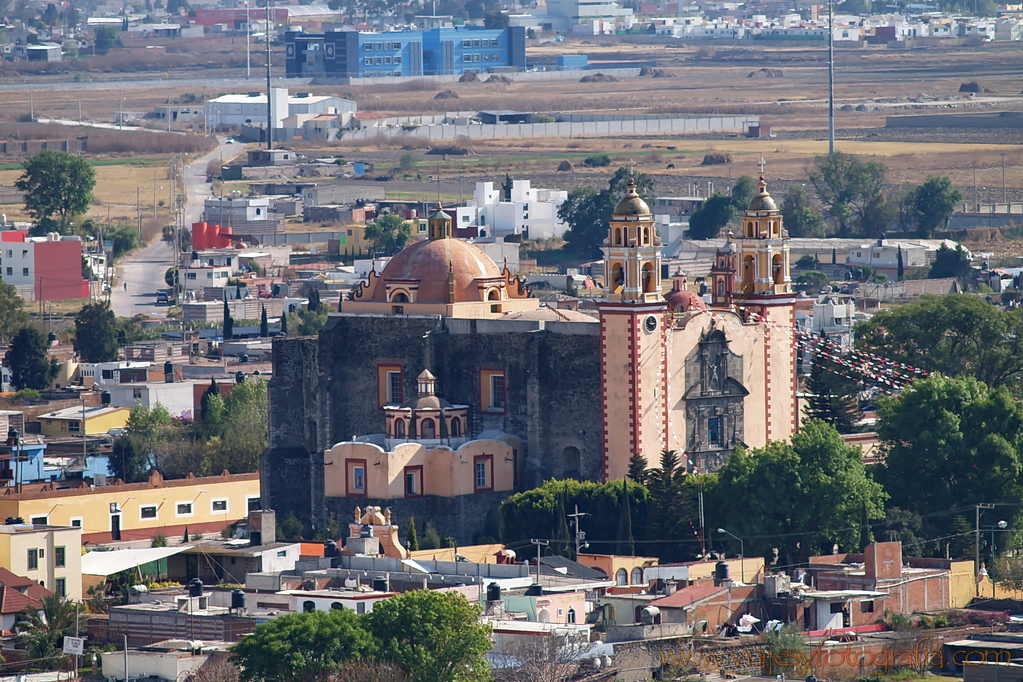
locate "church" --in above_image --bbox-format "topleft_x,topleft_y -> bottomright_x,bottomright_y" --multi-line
262,176 -> 798,540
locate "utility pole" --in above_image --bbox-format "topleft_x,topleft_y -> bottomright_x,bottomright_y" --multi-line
1002,153 -> 1007,204
265,0 -> 273,151
976,503 -> 995,596
529,539 -> 549,586
827,0 -> 835,155
567,506 -> 589,558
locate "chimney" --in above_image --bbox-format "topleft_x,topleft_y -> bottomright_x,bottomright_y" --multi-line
248,509 -> 276,547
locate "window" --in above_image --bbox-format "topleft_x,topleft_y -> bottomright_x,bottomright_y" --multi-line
394,56 -> 401,64
567,608 -> 576,623
490,374 -> 505,409
830,602 -> 845,614
616,568 -> 628,586
404,466 -> 422,497
357,602 -> 366,615
632,567 -> 643,585
861,600 -> 874,613
375,56 -> 383,65
476,461 -> 487,488
387,371 -> 403,404
364,56 -> 372,65
365,42 -> 373,50
473,39 -> 481,47
483,54 -> 490,61
375,41 -> 382,50
462,38 -> 471,47
247,496 -> 261,512
277,549 -> 287,557
206,272 -> 213,279
708,417 -> 721,444
450,418 -> 460,437
27,549 -> 38,570
384,56 -> 391,64
68,421 -> 80,433
474,455 -> 493,492
331,602 -> 344,610
55,578 -> 66,597
352,464 -> 366,492
5,268 -> 10,276
421,419 -> 435,438
133,388 -> 143,399
30,516 -> 47,525
212,499 -> 228,513
303,600 -> 315,613
22,268 -> 28,276
140,505 -> 157,519
186,272 -> 196,279
69,517 -> 82,528
176,502 -> 193,516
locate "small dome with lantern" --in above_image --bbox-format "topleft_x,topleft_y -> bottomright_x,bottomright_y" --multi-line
614,179 -> 651,217
747,176 -> 779,213
384,369 -> 469,446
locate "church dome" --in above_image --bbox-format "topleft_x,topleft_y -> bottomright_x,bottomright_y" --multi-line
747,176 -> 778,212
372,238 -> 502,303
614,180 -> 651,217
665,288 -> 708,313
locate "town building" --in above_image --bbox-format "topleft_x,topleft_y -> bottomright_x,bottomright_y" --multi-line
467,180 -> 569,240
285,26 -> 527,79
202,193 -> 286,237
101,640 -> 233,682
0,567 -> 51,641
204,88 -> 355,131
264,175 -> 798,541
35,405 -> 130,437
0,522 -> 82,599
0,471 -> 260,544
0,231 -> 90,301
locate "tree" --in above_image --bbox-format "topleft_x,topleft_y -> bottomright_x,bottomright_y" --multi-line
687,194 -> 735,240
120,402 -> 172,475
200,378 -> 219,423
897,246 -> 904,281
645,450 -> 696,561
499,633 -> 591,682
730,175 -> 757,210
807,152 -> 889,237
929,243 -> 972,281
805,353 -> 860,433
74,302 -> 118,362
878,375 -> 1023,530
559,168 -> 654,255
714,420 -> 886,565
280,312 -> 288,336
0,280 -> 29,344
17,593 -> 81,670
93,25 -> 122,53
483,10 -> 508,28
165,0 -> 189,13
230,610 -> 377,682
200,378 -> 268,475
15,150 -> 96,234
912,176 -> 962,237
855,294 -> 1023,390
365,590 -> 492,682
223,300 -> 234,341
260,306 -> 269,338
796,270 -> 829,293
627,452 -> 648,485
407,516 -> 419,551
782,186 -> 827,237
7,326 -> 57,390
365,214 -> 413,255
308,287 -> 321,312
615,478 -> 634,556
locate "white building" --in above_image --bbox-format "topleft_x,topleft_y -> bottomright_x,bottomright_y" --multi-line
179,263 -> 233,292
204,88 -> 356,130
103,381 -> 198,421
202,192 -> 284,236
544,0 -> 634,33
469,180 -> 568,240
276,588 -> 395,614
78,361 -> 152,388
812,295 -> 858,348
844,237 -> 931,274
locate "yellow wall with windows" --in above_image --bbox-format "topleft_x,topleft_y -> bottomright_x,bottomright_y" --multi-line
38,408 -> 130,437
0,526 -> 83,600
0,472 -> 259,545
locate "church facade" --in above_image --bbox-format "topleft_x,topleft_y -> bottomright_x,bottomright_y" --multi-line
262,176 -> 798,540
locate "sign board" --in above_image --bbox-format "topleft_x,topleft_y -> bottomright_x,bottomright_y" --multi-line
62,636 -> 85,656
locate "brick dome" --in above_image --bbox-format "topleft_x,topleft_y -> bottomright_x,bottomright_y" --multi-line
665,287 -> 708,313
370,237 -> 503,303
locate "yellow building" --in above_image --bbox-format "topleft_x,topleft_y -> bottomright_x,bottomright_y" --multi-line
0,471 -> 260,545
36,405 -> 130,436
0,523 -> 83,600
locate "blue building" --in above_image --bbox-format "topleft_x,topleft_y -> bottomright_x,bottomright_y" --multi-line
286,26 -> 527,79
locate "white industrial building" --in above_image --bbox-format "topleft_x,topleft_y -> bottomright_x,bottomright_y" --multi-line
468,180 -> 568,240
204,88 -> 356,130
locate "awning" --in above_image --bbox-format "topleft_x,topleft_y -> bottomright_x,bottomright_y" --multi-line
82,546 -> 192,577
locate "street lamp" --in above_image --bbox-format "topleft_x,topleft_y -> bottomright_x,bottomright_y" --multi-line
717,528 -> 745,583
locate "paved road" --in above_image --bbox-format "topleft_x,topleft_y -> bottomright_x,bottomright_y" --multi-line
109,137 -> 231,318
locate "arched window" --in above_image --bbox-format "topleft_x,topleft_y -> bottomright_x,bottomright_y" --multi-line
331,602 -> 344,610
643,227 -> 650,245
395,420 -> 405,438
567,608 -> 576,624
773,254 -> 784,285
421,419 -> 435,438
642,262 -> 655,293
631,567 -> 643,585
616,568 -> 628,586
303,600 -> 316,613
488,290 -> 499,301
623,227 -> 629,245
538,608 -> 551,623
610,264 -> 624,293
742,255 -> 755,293
479,229 -> 487,238
391,291 -> 409,303
450,418 -> 460,437
614,227 -> 622,245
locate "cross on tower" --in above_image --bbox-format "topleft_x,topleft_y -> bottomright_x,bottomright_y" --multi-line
627,157 -> 635,178
758,156 -> 767,176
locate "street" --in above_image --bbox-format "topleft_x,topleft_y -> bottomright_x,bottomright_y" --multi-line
108,137 -> 231,318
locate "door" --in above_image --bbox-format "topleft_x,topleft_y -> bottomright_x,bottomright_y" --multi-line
111,514 -> 121,541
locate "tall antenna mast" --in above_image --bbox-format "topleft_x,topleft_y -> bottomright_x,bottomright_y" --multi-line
265,0 -> 273,150
828,0 -> 835,155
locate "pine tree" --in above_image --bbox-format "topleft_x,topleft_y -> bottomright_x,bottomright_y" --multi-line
832,247 -> 837,265
407,516 -> 419,552
897,246 -> 905,281
223,300 -> 234,340
200,378 -> 219,422
259,305 -> 269,338
280,312 -> 288,336
554,494 -> 572,558
805,355 -> 859,434
627,453 -> 648,485
616,479 -> 635,556
308,288 -> 321,312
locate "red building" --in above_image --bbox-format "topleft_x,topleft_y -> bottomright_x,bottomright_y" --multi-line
0,231 -> 90,301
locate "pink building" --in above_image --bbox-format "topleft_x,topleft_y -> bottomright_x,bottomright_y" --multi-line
0,231 -> 90,301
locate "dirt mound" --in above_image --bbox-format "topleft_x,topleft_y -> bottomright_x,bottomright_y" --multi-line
701,152 -> 733,166
434,90 -> 460,99
638,66 -> 656,76
959,81 -> 982,93
458,72 -> 480,83
747,68 -> 784,78
557,160 -> 573,171
427,145 -> 473,156
486,74 -> 513,84
579,72 -> 618,83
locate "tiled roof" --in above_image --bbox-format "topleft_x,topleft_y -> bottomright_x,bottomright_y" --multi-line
648,584 -> 725,609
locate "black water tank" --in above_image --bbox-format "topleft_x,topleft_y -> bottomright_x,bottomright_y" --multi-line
235,371 -> 245,384
487,582 -> 502,602
324,540 -> 338,558
188,578 -> 204,597
164,361 -> 174,382
239,354 -> 249,363
372,577 -> 388,592
101,391 -> 111,405
714,561 -> 730,583
525,583 -> 543,596
231,589 -> 245,610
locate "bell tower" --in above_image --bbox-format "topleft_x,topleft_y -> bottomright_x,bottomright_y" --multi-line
711,231 -> 737,307
734,174 -> 798,443
598,180 -> 669,482
428,205 -> 452,240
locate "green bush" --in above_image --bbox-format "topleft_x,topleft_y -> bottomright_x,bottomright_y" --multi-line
583,154 -> 612,167
12,388 -> 41,401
